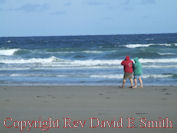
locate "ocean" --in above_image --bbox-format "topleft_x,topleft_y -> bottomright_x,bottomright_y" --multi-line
0,33 -> 177,86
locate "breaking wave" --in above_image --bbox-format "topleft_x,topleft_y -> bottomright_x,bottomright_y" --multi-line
90,74 -> 173,79
0,49 -> 19,56
125,43 -> 176,48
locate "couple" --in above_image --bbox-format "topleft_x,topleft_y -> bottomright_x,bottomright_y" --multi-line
121,56 -> 143,88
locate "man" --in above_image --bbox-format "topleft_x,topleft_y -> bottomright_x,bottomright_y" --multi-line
121,56 -> 134,88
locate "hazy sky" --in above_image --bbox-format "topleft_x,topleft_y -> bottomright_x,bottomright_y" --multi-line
0,0 -> 177,36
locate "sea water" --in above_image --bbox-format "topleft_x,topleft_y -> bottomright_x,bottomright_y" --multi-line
0,33 -> 177,86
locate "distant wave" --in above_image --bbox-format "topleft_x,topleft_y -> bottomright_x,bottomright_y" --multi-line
1,57 -> 177,66
90,74 -> 173,79
82,50 -> 104,54
90,74 -> 123,79
125,43 -> 176,48
69,58 -> 177,66
125,44 -> 153,48
143,64 -> 177,68
9,73 -> 67,78
0,56 -> 59,64
145,38 -> 154,41
157,52 -> 176,56
6,73 -> 173,79
14,49 -> 106,56
142,74 -> 172,79
0,49 -> 19,56
70,59 -> 121,66
0,64 -> 176,72
139,58 -> 177,63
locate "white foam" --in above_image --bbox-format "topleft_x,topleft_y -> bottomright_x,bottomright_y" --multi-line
157,52 -> 175,56
125,43 -> 173,48
90,74 -> 123,79
4,72 -> 174,79
1,56 -> 177,67
142,74 -> 172,78
69,58 -> 177,66
0,56 -> 59,64
0,68 -> 30,70
90,74 -> 172,79
83,50 -> 103,54
9,73 -> 68,77
145,38 -> 154,41
125,44 -> 152,48
140,58 -> 177,63
0,49 -> 19,56
47,51 -> 76,54
143,65 -> 177,68
10,74 -> 28,77
159,44 -> 171,47
70,59 -> 122,66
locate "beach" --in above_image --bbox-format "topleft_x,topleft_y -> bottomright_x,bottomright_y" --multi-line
0,85 -> 176,132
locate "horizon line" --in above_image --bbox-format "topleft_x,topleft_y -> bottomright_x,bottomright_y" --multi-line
0,32 -> 177,38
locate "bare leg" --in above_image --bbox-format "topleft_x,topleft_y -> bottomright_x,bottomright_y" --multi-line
122,79 -> 126,88
139,77 -> 143,88
130,78 -> 133,88
133,78 -> 137,88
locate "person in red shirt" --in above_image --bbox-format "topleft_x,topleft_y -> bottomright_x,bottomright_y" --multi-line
121,56 -> 134,88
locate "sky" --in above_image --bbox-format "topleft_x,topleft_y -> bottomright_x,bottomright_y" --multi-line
0,0 -> 177,36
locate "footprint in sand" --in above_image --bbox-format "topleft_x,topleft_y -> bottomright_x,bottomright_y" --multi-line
5,99 -> 10,102
160,88 -> 168,92
65,96 -> 72,99
161,98 -> 167,100
165,92 -> 171,95
105,97 -> 111,99
47,95 -> 56,99
98,93 -> 104,96
36,96 -> 44,98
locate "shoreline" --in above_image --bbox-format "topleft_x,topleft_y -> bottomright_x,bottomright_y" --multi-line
1,84 -> 177,87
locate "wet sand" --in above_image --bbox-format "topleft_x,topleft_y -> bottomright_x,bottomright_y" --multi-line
0,86 -> 177,133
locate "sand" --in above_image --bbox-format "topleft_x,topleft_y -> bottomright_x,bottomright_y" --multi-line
0,85 -> 177,133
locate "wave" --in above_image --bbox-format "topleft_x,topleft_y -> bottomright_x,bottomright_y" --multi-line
157,52 -> 176,56
142,74 -> 172,79
69,58 -> 177,66
0,72 -> 174,79
14,49 -> 105,56
125,44 -> 153,48
139,58 -> 177,63
90,74 -> 173,79
143,65 -> 177,68
70,59 -> 121,66
0,56 -> 59,64
145,38 -> 154,41
0,64 -> 176,72
90,74 -> 123,79
0,49 -> 19,56
1,56 -> 177,67
0,52 -> 177,67
82,50 -> 104,54
125,43 -> 176,48
9,73 -> 67,78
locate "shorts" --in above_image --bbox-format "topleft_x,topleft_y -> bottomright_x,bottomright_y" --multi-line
123,72 -> 133,80
134,75 -> 142,79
